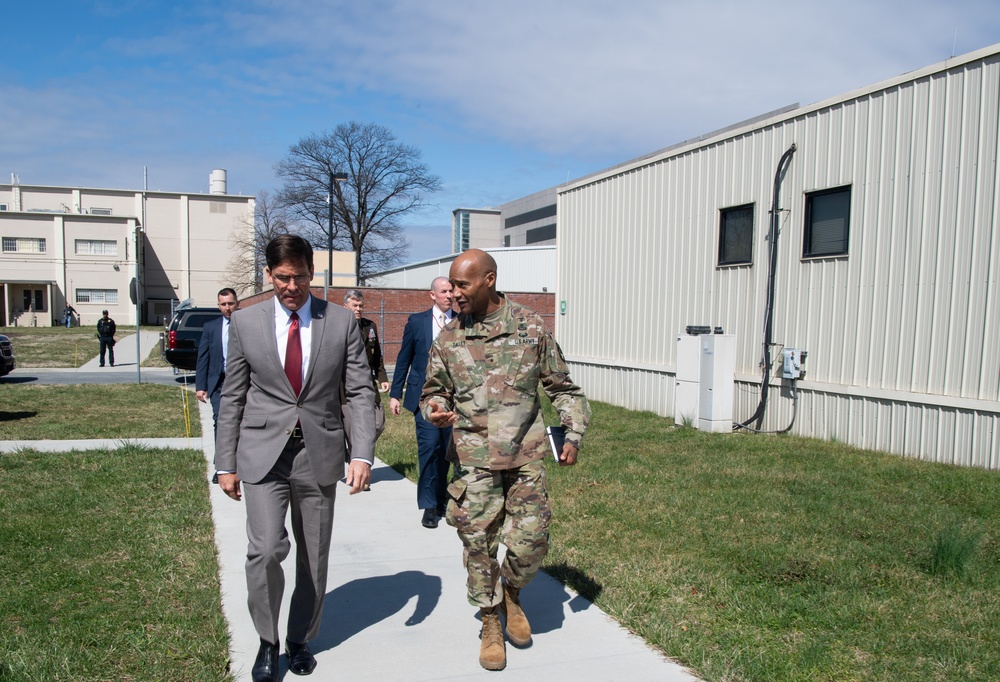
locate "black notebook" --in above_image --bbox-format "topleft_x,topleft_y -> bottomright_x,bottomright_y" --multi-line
545,426 -> 565,463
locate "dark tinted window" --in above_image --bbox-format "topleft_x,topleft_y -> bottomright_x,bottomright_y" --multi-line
526,224 -> 556,244
181,313 -> 220,329
719,204 -> 754,265
804,186 -> 851,257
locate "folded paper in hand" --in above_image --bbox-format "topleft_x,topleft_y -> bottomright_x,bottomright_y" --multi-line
546,426 -> 565,463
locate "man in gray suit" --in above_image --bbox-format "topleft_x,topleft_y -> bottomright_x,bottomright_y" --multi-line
215,235 -> 376,682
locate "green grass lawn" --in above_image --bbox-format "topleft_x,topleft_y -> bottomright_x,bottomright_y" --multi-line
1,388 -> 996,682
3,325 -> 165,368
378,403 -> 1000,682
0,444 -> 230,681
0,384 -> 201,439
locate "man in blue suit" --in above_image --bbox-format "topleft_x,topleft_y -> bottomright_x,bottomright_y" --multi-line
196,287 -> 239,435
389,277 -> 454,528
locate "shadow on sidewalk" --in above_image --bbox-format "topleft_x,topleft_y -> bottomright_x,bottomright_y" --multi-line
315,570 -> 443,651
369,463 -> 406,485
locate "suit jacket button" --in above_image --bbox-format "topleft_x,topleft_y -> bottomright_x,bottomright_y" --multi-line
285,429 -> 291,435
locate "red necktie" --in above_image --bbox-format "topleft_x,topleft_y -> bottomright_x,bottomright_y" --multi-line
284,311 -> 302,396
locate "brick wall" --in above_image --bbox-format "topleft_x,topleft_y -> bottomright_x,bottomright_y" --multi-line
238,287 -> 555,365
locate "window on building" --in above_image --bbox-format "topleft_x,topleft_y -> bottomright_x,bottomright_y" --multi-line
504,235 -> 511,247
76,289 -> 118,305
210,201 -> 227,214
804,186 -> 851,257
2,236 -> 46,253
504,204 -> 557,229
75,239 -> 118,256
718,204 -> 754,265
453,212 -> 471,253
525,224 -> 556,244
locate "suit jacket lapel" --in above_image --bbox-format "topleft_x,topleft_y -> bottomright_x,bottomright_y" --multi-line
256,298 -> 290,393
301,295 -> 327,395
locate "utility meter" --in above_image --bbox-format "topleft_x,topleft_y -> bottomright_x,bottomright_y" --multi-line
782,348 -> 803,379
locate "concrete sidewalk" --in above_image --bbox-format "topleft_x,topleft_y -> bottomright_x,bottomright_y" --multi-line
77,330 -> 165,371
2,400 -> 698,681
198,401 -> 698,681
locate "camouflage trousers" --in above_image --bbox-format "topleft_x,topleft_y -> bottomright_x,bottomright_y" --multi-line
445,460 -> 551,608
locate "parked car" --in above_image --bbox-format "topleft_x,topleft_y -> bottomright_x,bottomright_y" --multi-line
161,307 -> 222,371
0,333 -> 15,377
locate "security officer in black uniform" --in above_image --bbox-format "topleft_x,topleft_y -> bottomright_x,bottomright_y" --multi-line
96,309 -> 117,367
342,290 -> 389,447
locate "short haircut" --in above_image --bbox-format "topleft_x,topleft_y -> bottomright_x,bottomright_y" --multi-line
265,234 -> 314,271
430,276 -> 450,292
343,289 -> 364,303
218,287 -> 238,300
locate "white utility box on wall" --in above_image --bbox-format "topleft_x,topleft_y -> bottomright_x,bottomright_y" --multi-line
698,334 -> 735,432
674,334 -> 701,426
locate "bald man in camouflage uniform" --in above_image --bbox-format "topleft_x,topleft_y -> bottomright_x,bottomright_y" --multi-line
420,249 -> 590,671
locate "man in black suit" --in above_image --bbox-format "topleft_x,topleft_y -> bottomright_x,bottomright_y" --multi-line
196,287 -> 239,435
389,277 -> 455,528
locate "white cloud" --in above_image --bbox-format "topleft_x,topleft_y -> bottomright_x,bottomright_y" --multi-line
3,0 -> 998,202
212,0 -> 1000,160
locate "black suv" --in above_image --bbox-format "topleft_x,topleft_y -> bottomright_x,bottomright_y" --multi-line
0,333 -> 15,377
161,307 -> 222,371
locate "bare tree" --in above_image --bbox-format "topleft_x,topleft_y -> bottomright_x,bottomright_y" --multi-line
226,190 -> 290,295
274,122 -> 441,279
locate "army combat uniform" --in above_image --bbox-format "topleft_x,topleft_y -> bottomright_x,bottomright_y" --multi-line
420,294 -> 590,608
343,316 -> 388,452
357,317 -> 388,407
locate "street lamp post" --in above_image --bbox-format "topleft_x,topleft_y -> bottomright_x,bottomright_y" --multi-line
327,172 -> 349,297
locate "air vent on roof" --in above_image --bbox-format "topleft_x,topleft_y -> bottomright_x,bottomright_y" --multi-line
90,207 -> 113,216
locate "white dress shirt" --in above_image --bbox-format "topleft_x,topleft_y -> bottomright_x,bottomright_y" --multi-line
274,296 -> 313,386
431,306 -> 453,341
221,317 -> 230,372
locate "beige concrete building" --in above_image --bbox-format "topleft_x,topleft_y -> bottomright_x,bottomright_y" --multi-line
310,250 -> 358,288
452,207 -> 501,252
0,170 -> 254,327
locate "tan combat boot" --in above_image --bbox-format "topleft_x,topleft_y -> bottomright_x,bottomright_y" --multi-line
500,582 -> 532,646
479,607 -> 506,671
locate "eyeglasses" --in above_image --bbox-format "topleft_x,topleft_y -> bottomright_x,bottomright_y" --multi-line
272,274 -> 312,285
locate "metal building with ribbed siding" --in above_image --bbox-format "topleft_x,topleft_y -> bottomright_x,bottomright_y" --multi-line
556,43 -> 1000,469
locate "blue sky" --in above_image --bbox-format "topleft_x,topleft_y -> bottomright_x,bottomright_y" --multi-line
2,1 -> 999,262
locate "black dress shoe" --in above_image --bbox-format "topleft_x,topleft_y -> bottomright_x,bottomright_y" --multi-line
436,506 -> 447,518
252,640 -> 279,682
286,639 -> 317,675
421,509 -> 439,528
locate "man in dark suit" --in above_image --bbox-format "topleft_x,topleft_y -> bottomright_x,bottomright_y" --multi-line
195,287 -> 239,435
215,235 -> 376,682
389,276 -> 454,528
